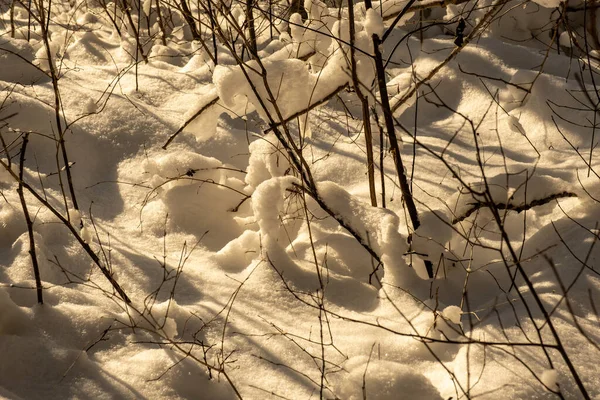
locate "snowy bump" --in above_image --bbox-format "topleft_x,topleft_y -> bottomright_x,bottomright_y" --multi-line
215,230 -> 260,272
364,9 -> 385,38
442,305 -> 462,325
336,357 -> 443,399
541,369 -> 559,392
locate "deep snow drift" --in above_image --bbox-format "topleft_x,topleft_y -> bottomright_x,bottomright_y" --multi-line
1,0 -> 600,398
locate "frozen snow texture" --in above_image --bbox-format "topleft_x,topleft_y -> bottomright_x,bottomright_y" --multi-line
442,305 -> 462,325
253,176 -> 299,239
76,12 -> 99,25
364,9 -> 385,38
212,41 -> 367,127
144,150 -> 244,249
289,13 -> 305,43
154,150 -> 221,180
215,230 -> 260,272
0,163 -> 17,184
82,98 -> 98,114
559,31 -> 574,48
2,2 -> 600,399
0,38 -> 48,84
34,31 -> 68,71
412,208 -> 452,263
506,114 -> 524,133
434,311 -> 461,340
245,133 -> 290,190
336,357 -> 442,399
69,209 -> 82,227
0,290 -> 28,335
541,369 -> 559,392
531,0 -> 561,8
315,181 -> 427,288
183,87 -> 226,141
80,226 -> 93,244
0,206 -> 26,247
214,59 -> 319,123
305,0 -> 328,19
148,44 -> 179,63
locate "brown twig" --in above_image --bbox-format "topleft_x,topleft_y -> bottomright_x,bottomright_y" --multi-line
452,192 -> 578,225
16,134 -> 43,304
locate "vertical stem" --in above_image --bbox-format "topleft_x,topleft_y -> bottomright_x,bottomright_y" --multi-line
121,0 -> 148,63
246,0 -> 257,55
17,134 -> 43,305
361,101 -> 378,207
102,0 -> 123,36
114,0 -> 119,31
10,0 -> 15,38
419,9 -> 423,44
27,0 -> 31,41
588,0 -> 600,49
155,0 -> 167,45
180,0 -> 201,39
364,5 -> 418,223
39,0 -> 80,215
268,0 -> 273,41
379,113 -> 386,208
136,0 -> 141,91
411,87 -> 418,192
363,0 -> 433,277
347,0 -> 377,207
206,0 -> 218,64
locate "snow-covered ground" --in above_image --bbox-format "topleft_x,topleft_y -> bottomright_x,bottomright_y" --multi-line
1,0 -> 600,398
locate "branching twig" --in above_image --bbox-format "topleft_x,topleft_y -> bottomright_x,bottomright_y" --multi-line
15,134 -> 43,304
452,192 -> 578,225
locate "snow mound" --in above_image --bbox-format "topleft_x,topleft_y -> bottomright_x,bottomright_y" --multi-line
245,133 -> 291,191
317,181 -> 418,280
214,229 -> 260,272
142,151 -> 246,249
541,368 -> 559,392
214,58 -> 315,122
412,208 -> 453,264
364,8 -> 385,38
0,289 -> 28,335
452,173 -> 573,222
0,205 -> 26,248
442,305 -> 462,325
0,38 -> 48,84
65,31 -> 111,64
336,356 -> 443,399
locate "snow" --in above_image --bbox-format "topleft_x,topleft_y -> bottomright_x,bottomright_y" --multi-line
364,8 -> 385,38
1,0 -> 600,399
559,31 -> 574,48
541,368 -> 560,392
0,289 -> 28,335
245,132 -> 290,189
336,357 -> 443,399
253,176 -> 299,238
214,59 -> 315,121
441,305 -> 462,325
531,0 -> 562,8
214,230 -> 260,272
0,38 -> 48,84
80,226 -> 93,244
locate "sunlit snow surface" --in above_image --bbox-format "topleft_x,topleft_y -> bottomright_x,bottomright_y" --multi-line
1,0 -> 600,398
